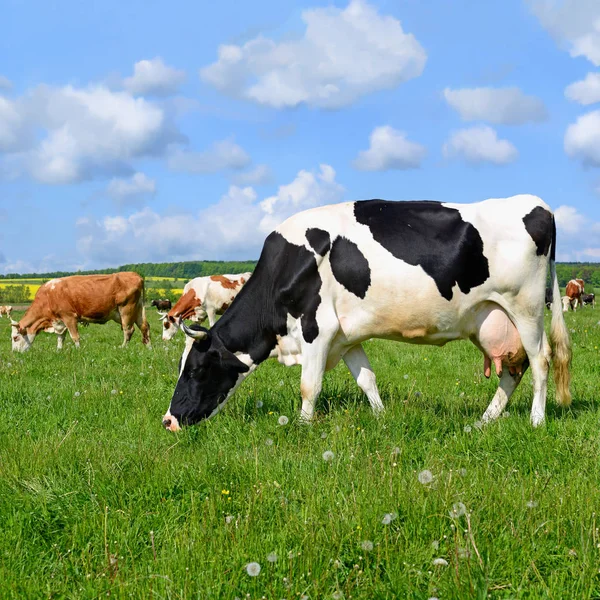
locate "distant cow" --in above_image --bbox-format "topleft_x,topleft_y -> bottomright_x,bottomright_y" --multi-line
162,194 -> 571,433
10,272 -> 151,351
563,279 -> 584,311
0,305 -> 12,318
582,293 -> 595,308
545,287 -> 553,309
151,299 -> 172,311
161,273 -> 252,340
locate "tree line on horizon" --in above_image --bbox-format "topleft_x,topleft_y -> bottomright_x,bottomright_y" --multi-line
2,260 -> 600,291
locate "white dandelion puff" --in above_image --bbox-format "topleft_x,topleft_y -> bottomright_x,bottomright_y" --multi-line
245,562 -> 261,576
418,470 -> 434,485
415,391 -> 422,397
403,374 -> 409,380
322,450 -> 335,462
279,380 -> 284,387
265,438 -> 274,446
321,432 -> 328,439
431,540 -> 439,551
459,468 -> 467,477
225,515 -> 234,524
74,392 -> 81,398
458,547 -> 470,559
381,512 -> 397,525
392,447 -> 401,455
278,415 -> 289,426
526,500 -> 538,508
361,540 -> 374,551
267,551 -> 278,563
432,558 -> 448,567
111,389 -> 118,395
332,592 -> 344,600
449,502 -> 467,519
463,425 -> 472,433
46,395 -> 51,400
474,420 -> 483,430
256,400 -> 264,409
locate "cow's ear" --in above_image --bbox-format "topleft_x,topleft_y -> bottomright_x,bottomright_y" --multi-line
218,348 -> 250,374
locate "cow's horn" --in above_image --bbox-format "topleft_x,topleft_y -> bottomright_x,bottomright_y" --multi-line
158,312 -> 168,321
10,319 -> 19,326
180,320 -> 208,341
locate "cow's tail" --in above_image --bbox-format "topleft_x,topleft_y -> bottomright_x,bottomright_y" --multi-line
549,216 -> 572,407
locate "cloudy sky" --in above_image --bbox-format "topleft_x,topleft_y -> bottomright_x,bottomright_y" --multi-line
2,0 -> 600,273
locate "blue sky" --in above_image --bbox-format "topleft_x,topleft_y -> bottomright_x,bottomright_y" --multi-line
2,0 -> 600,273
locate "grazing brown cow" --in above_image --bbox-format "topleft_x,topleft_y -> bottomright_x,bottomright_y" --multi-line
0,305 -> 12,318
10,272 -> 150,352
563,278 -> 584,312
151,299 -> 172,311
161,273 -> 252,340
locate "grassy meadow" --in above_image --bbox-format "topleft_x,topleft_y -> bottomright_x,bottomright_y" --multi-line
0,305 -> 599,599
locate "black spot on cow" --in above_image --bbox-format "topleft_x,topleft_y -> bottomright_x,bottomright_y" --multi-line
218,231 -> 323,359
354,200 -> 489,301
306,228 -> 330,256
523,206 -> 553,257
330,236 -> 371,299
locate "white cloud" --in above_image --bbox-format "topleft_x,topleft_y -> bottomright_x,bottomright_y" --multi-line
76,164 -> 344,266
167,137 -> 251,174
555,205 -> 586,234
123,57 -> 186,97
352,125 -> 426,171
200,0 -> 426,109
565,72 -> 600,105
0,84 -> 183,184
0,96 -> 28,152
528,0 -> 600,65
231,164 -> 273,185
107,172 -> 156,206
0,75 -> 12,92
564,109 -> 600,166
442,125 -> 518,165
443,87 -> 547,125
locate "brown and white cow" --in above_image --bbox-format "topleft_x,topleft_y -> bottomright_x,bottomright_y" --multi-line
562,278 -> 584,312
10,272 -> 151,352
0,306 -> 12,318
161,273 -> 252,341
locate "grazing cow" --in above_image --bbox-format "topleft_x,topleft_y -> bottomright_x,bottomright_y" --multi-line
582,293 -> 596,308
151,299 -> 172,311
545,287 -> 553,310
0,305 -> 12,318
161,273 -> 252,340
10,272 -> 151,351
563,279 -> 584,312
162,194 -> 571,432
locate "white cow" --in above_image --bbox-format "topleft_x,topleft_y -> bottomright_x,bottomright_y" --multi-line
161,273 -> 252,340
163,195 -> 571,431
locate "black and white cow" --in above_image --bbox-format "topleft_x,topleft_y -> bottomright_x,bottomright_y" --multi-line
581,293 -> 595,308
163,195 -> 572,431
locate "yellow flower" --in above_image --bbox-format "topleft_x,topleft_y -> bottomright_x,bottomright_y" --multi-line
221,489 -> 230,495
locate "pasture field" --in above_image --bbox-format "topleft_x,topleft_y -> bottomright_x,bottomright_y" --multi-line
0,308 -> 599,599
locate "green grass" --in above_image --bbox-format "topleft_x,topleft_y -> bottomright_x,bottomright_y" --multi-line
0,308 -> 599,599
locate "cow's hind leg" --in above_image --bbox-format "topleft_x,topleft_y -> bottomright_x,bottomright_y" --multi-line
343,344 -> 384,415
482,366 -> 526,423
136,305 -> 151,348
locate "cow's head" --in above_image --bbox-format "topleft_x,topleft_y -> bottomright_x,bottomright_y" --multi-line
161,314 -> 180,341
162,322 -> 250,431
561,296 -> 573,312
11,320 -> 35,352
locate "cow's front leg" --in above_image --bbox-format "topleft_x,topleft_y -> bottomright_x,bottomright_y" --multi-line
56,331 -> 67,351
299,349 -> 329,423
343,344 -> 384,415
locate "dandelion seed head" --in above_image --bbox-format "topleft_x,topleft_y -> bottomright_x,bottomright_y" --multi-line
403,374 -> 409,379
225,515 -> 234,524
322,450 -> 335,462
418,470 -> 433,485
74,391 -> 81,397
267,552 -> 278,563
361,540 -> 374,551
381,512 -> 397,525
278,415 -> 289,426
463,425 -> 472,433
265,438 -> 274,446
432,558 -> 448,567
474,420 -> 483,430
449,502 -> 467,519
526,500 -> 538,508
256,400 -> 263,408
321,432 -> 328,439
245,562 -> 261,576
111,389 -> 117,395
431,540 -> 439,550
332,592 -> 344,600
